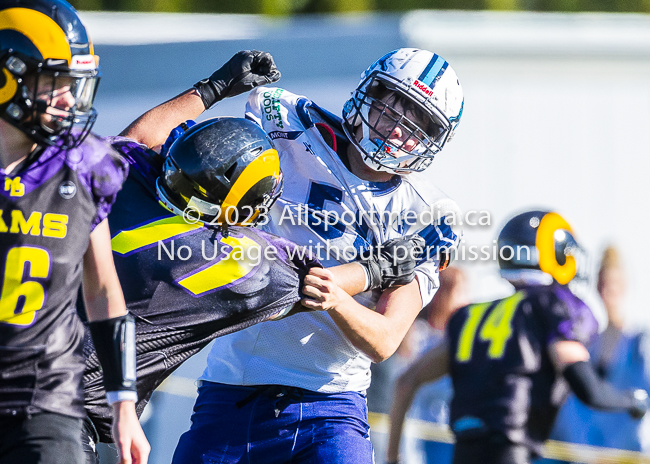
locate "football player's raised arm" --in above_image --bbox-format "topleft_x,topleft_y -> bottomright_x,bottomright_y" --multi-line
119,88 -> 205,149
120,50 -> 281,149
83,219 -> 151,464
387,343 -> 450,464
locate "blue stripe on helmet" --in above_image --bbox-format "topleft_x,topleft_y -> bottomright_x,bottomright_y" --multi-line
418,55 -> 448,88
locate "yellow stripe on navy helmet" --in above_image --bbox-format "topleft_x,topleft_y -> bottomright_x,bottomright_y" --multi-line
0,68 -> 18,105
0,7 -> 72,64
218,148 -> 281,225
536,212 -> 577,285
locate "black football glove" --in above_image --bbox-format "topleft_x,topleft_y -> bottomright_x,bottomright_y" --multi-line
630,389 -> 648,419
359,234 -> 425,291
194,50 -> 281,109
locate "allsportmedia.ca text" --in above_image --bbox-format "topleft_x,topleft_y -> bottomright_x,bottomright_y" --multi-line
182,203 -> 492,229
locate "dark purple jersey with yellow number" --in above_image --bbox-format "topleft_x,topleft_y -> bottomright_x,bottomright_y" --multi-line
446,283 -> 598,454
82,138 -> 320,442
0,134 -> 127,419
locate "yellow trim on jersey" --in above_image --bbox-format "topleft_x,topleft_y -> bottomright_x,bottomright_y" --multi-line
536,212 -> 577,285
111,215 -> 202,255
177,234 -> 261,296
0,8 -> 71,64
218,148 -> 280,224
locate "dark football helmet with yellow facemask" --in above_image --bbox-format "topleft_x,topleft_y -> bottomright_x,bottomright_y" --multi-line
156,117 -> 284,228
0,0 -> 100,149
498,210 -> 588,286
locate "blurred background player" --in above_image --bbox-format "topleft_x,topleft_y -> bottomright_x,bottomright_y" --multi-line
80,50 -> 425,464
549,246 -> 650,456
0,0 -> 148,463
368,266 -> 468,463
171,47 -> 464,464
386,210 -> 649,464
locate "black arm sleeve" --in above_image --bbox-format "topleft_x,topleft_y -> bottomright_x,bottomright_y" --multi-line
88,313 -> 137,395
564,361 -> 636,411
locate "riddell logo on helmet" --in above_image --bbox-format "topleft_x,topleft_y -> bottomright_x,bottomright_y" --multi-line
71,55 -> 96,70
413,80 -> 433,97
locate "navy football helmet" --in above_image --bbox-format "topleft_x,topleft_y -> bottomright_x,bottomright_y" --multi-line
156,117 -> 283,227
0,0 -> 100,148
497,210 -> 587,286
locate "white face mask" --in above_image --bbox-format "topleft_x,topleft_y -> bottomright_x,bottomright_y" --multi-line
346,79 -> 450,174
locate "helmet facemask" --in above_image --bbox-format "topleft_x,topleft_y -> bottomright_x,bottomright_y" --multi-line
343,73 -> 452,175
553,229 -> 590,285
7,54 -> 100,149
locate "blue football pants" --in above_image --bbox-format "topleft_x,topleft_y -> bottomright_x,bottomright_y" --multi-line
171,382 -> 374,464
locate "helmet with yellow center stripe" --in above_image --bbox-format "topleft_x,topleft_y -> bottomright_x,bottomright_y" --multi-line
0,0 -> 100,149
497,210 -> 588,286
156,117 -> 283,227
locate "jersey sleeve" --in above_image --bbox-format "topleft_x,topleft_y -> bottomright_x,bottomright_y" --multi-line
414,263 -> 441,307
71,134 -> 129,231
107,136 -> 162,191
405,177 -> 463,307
245,87 -> 310,135
416,198 -> 463,263
257,229 -> 323,283
415,212 -> 460,306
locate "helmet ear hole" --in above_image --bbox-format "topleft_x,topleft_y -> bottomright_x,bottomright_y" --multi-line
223,164 -> 237,182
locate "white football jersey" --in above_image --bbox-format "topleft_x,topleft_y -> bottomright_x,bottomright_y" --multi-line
200,87 -> 461,393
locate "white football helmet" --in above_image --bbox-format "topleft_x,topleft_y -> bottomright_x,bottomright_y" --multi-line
342,48 -> 464,174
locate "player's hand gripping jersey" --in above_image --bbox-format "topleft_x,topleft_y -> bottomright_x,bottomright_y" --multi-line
0,135 -> 127,418
82,138 -> 320,442
446,282 -> 599,454
199,87 -> 462,394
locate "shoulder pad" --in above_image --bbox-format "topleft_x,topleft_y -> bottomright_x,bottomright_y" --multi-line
65,134 -> 129,230
70,134 -> 129,199
108,136 -> 162,194
247,87 -> 314,133
534,284 -> 599,346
